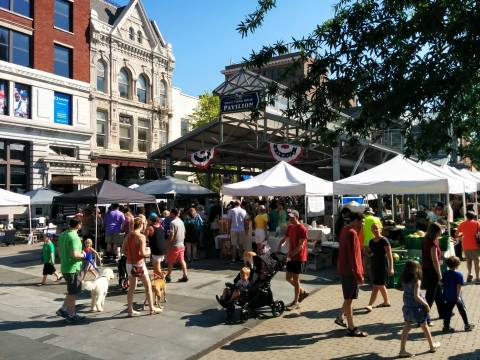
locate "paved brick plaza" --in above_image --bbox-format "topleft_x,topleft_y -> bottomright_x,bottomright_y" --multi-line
204,262 -> 480,360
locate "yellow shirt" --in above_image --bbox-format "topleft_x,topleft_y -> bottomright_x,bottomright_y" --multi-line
363,214 -> 382,246
255,213 -> 268,230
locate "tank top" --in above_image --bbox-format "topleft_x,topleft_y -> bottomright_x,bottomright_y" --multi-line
125,233 -> 143,265
148,223 -> 167,256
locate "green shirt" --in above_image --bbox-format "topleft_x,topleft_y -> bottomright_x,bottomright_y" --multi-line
58,230 -> 82,274
279,209 -> 287,225
42,241 -> 55,264
268,210 -> 279,231
363,214 -> 382,246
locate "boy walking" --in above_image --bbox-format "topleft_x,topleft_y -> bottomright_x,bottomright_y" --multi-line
38,235 -> 62,285
442,256 -> 475,333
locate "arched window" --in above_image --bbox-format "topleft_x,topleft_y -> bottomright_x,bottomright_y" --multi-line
96,61 -> 106,92
137,31 -> 143,44
118,68 -> 130,98
129,27 -> 135,40
137,74 -> 147,103
159,80 -> 167,108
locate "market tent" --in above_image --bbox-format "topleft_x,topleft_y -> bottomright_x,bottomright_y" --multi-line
419,162 -> 477,193
333,155 -> 466,195
461,169 -> 480,182
25,188 -> 62,205
136,176 -> 216,199
221,161 -> 333,196
445,167 -> 480,191
53,180 -> 156,205
0,188 -> 32,236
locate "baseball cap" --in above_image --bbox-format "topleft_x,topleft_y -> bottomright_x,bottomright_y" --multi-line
288,210 -> 300,218
364,207 -> 374,215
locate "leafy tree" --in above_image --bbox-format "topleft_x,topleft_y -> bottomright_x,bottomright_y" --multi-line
192,91 -> 220,128
238,0 -> 480,163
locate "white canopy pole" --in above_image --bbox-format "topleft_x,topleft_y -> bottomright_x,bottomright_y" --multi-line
462,192 -> 467,219
28,204 -> 32,243
95,204 -> 98,250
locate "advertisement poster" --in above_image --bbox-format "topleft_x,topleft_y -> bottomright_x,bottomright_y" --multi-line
54,92 -> 71,125
14,83 -> 30,118
0,81 -> 7,115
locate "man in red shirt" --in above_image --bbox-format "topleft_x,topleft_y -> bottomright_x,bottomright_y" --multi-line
456,211 -> 480,282
277,210 -> 309,311
335,212 -> 367,337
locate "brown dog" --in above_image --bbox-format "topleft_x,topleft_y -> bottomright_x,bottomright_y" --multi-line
143,271 -> 167,310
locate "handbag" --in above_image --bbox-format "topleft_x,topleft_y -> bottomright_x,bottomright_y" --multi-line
130,264 -> 144,278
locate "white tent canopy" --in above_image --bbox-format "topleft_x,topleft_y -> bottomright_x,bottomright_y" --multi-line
334,155 -> 468,195
448,167 -> 480,191
419,162 -> 477,193
221,161 -> 333,196
0,188 -> 30,206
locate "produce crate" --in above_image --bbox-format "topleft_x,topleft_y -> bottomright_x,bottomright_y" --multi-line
439,235 -> 450,252
405,235 -> 423,250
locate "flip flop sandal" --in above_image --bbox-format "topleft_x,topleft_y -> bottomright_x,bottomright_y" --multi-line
36,283 -> 45,286
398,352 -> 415,358
365,306 -> 373,313
376,303 -> 391,308
334,317 -> 347,328
55,276 -> 63,282
347,327 -> 368,337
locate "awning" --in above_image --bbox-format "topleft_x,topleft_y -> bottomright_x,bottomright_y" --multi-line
51,175 -> 99,185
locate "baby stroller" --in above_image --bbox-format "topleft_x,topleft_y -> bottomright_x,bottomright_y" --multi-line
224,253 -> 285,323
117,255 -> 128,291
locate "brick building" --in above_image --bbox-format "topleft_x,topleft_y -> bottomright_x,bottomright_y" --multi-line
0,0 -> 94,206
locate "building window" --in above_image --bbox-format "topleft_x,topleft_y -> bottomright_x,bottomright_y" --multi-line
96,61 -> 106,92
0,0 -> 31,17
138,118 -> 149,152
159,80 -> 167,108
159,122 -> 167,146
53,92 -> 72,125
119,115 -> 131,151
54,0 -> 72,32
129,27 -> 134,40
96,110 -> 107,148
0,26 -> 31,67
54,44 -> 72,78
180,118 -> 190,136
13,83 -> 30,118
137,31 -> 143,43
118,68 -> 130,99
0,80 -> 8,115
137,74 -> 147,103
49,145 -> 75,157
0,140 -> 28,193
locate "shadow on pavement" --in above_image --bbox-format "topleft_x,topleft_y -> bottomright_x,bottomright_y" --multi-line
220,331 -> 322,352
181,308 -> 227,328
448,349 -> 480,359
331,353 -> 395,359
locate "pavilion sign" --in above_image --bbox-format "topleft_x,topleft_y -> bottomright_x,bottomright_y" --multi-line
220,92 -> 260,113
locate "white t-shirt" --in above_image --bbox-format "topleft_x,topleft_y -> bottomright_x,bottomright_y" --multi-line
227,207 -> 247,232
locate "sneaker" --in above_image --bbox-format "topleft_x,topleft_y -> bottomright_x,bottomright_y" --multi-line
178,276 -> 189,282
429,342 -> 441,353
442,327 -> 455,333
55,308 -> 68,318
65,314 -> 86,323
465,324 -> 475,331
165,275 -> 171,283
285,302 -> 300,311
298,291 -> 310,303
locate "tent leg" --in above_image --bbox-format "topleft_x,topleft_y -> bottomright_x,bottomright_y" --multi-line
462,192 -> 467,220
304,195 -> 307,224
391,194 -> 395,222
28,204 -> 32,245
95,206 -> 98,251
155,202 -> 161,216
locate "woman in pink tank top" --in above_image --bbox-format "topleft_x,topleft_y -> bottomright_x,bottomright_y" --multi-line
123,217 -> 162,317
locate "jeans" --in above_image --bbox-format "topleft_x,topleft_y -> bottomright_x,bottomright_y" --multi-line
423,267 -> 444,319
443,297 -> 469,328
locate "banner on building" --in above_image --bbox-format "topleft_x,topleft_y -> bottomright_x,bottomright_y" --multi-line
54,92 -> 72,125
191,148 -> 216,169
220,92 -> 260,113
269,142 -> 303,164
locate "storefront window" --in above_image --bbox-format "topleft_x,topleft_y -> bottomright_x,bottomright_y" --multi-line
138,118 -> 149,152
13,83 -> 30,118
10,142 -> 25,161
0,165 -> 5,189
0,140 -> 28,192
0,80 -> 8,115
119,115 -> 131,151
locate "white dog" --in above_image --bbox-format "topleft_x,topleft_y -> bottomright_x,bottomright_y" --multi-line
83,268 -> 114,312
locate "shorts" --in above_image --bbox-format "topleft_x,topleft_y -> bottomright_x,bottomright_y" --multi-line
42,262 -> 56,275
105,232 -> 124,247
126,262 -> 148,277
230,231 -> 248,249
286,260 -> 304,274
464,249 -> 480,261
167,246 -> 185,265
254,229 -> 266,244
341,276 -> 359,300
64,272 -> 82,295
151,254 -> 165,264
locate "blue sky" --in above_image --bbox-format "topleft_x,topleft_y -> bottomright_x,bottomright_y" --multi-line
137,0 -> 337,97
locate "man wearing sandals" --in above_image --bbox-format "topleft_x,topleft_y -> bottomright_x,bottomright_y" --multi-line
335,212 -> 368,337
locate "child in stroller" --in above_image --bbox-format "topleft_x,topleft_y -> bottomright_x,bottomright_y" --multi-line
216,267 -> 250,307
216,252 -> 285,324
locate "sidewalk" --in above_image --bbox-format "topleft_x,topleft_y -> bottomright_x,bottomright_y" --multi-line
203,264 -> 480,360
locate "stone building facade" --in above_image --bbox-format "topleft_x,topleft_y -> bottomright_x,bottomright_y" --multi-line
89,0 -> 175,186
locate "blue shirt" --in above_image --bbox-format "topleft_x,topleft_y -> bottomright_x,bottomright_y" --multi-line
443,269 -> 464,303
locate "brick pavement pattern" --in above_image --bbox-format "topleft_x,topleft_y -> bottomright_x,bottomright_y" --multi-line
203,264 -> 480,360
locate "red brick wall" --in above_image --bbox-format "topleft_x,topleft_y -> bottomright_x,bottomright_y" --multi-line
0,1 -> 90,83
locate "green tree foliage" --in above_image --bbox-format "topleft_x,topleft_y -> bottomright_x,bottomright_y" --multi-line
192,92 -> 220,128
238,0 -> 480,163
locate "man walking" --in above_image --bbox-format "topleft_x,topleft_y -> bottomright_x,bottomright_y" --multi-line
227,200 -> 248,263
336,212 -> 367,337
105,204 -> 125,259
56,219 -> 85,323
165,209 -> 188,283
456,211 -> 480,282
277,210 -> 309,310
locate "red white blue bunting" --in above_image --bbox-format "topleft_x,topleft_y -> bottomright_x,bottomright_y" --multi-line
269,143 -> 303,164
190,148 -> 216,169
